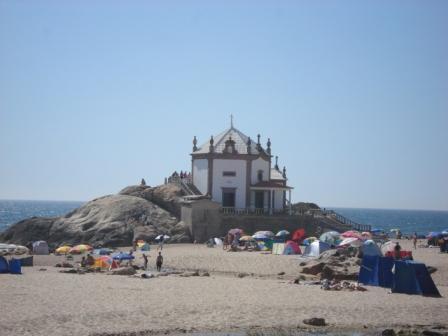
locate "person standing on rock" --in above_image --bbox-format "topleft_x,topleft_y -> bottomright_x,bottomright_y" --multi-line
156,252 -> 163,272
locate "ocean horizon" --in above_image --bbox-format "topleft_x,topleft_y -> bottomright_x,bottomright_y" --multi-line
0,199 -> 447,235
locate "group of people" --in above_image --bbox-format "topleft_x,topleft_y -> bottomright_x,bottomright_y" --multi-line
142,252 -> 164,271
171,171 -> 191,179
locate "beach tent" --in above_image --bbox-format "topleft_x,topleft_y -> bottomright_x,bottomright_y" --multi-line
214,238 -> 223,246
32,241 -> 49,255
361,240 -> 382,257
392,260 -> 441,297
319,231 -> 341,245
303,241 -> 331,257
283,241 -> 301,255
359,256 -> 394,287
0,256 -> 9,273
8,259 -> 21,274
381,241 -> 398,254
272,243 -> 285,255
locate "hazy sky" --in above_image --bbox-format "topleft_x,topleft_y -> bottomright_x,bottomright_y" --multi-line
1,1 -> 447,210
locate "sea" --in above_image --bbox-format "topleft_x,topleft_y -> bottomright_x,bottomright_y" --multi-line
0,200 -> 84,232
0,200 -> 447,236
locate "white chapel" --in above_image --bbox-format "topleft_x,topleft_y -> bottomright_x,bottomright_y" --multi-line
190,119 -> 293,214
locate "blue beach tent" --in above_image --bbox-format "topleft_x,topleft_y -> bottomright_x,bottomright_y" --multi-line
9,259 -> 22,274
0,256 -> 9,273
359,256 -> 394,287
392,260 -> 441,297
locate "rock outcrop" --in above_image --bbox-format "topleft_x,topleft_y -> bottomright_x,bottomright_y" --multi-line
118,183 -> 185,218
0,184 -> 192,247
300,249 -> 360,281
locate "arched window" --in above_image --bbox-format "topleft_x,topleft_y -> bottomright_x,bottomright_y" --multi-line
257,170 -> 263,182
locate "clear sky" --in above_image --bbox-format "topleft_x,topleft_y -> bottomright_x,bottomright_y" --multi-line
1,1 -> 447,210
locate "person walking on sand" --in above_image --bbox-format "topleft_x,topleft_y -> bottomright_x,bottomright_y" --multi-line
413,232 -> 418,249
158,234 -> 165,250
394,242 -> 402,259
142,253 -> 148,270
156,252 -> 163,272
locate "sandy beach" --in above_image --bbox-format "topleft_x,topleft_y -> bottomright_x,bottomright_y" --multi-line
1,239 -> 447,336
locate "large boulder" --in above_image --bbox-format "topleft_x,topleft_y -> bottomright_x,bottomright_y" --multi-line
118,185 -> 153,202
150,184 -> 185,218
119,183 -> 185,219
1,187 -> 192,247
0,217 -> 55,246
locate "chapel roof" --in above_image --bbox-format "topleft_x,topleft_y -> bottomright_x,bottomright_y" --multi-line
193,126 -> 267,155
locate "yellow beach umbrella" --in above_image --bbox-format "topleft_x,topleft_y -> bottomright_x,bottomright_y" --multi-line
55,246 -> 71,254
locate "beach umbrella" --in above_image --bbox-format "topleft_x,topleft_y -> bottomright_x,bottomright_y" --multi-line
55,246 -> 71,255
155,235 -> 170,241
291,229 -> 306,242
254,231 -> 274,238
111,252 -> 135,261
94,256 -> 118,270
426,232 -> 441,239
69,244 -> 93,254
338,237 -> 363,247
341,230 -> 362,239
319,231 -> 341,245
228,228 -> 243,235
252,233 -> 269,240
239,235 -> 255,242
381,241 -> 397,254
361,232 -> 372,240
93,248 -> 113,255
390,228 -> 401,233
275,230 -> 290,237
442,229 -> 448,235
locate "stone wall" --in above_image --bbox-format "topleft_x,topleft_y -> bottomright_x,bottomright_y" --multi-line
181,199 -> 320,243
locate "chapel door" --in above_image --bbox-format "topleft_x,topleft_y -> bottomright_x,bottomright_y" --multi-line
222,191 -> 236,208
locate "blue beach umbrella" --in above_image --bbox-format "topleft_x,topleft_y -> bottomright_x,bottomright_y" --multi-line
112,252 -> 135,261
93,248 -> 113,255
426,232 -> 441,239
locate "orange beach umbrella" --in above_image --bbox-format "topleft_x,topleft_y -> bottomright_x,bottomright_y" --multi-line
69,244 -> 93,254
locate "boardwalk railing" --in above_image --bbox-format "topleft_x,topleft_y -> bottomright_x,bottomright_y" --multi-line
321,210 -> 371,232
220,207 -> 288,216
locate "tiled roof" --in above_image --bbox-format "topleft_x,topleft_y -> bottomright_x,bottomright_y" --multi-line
193,127 -> 264,155
270,168 -> 285,181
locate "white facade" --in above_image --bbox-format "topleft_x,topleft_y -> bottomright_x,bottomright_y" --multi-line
190,125 -> 292,213
211,159 -> 246,208
251,157 -> 270,184
192,159 -> 208,195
